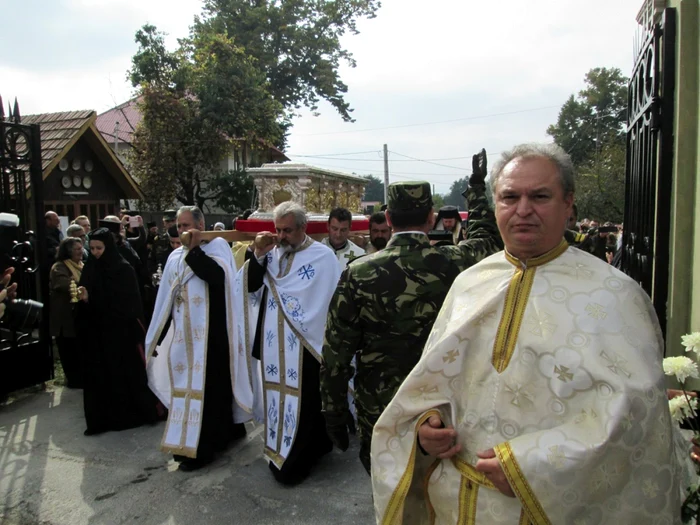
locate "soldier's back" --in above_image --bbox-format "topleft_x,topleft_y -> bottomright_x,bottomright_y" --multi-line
339,232 -> 467,438
346,233 -> 463,375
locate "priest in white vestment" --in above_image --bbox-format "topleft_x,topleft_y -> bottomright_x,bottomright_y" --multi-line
145,206 -> 252,472
235,201 -> 341,485
371,144 -> 680,524
321,207 -> 365,269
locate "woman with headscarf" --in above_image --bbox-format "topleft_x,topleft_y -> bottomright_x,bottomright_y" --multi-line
50,237 -> 85,388
77,227 -> 159,436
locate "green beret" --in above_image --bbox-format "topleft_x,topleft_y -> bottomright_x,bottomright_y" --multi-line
387,181 -> 433,211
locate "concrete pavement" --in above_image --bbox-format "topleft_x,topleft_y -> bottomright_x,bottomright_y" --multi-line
0,385 -> 375,525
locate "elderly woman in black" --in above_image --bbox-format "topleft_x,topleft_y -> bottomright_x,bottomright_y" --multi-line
49,237 -> 84,388
77,228 -> 159,436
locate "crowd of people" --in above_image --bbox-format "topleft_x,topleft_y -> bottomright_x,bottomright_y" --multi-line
37,142 -> 688,523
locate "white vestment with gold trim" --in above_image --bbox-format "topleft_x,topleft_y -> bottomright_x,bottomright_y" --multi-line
145,238 -> 252,458
234,238 -> 341,468
371,244 -> 680,525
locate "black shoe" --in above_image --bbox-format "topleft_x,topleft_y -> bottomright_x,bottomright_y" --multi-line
83,428 -> 106,436
172,454 -> 186,463
268,461 -> 309,486
178,456 -> 214,472
231,423 -> 247,440
214,423 -> 248,453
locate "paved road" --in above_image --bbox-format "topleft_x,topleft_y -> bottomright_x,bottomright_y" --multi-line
0,386 -> 375,525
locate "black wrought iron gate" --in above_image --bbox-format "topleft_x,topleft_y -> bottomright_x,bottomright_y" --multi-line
0,97 -> 53,395
622,8 -> 676,337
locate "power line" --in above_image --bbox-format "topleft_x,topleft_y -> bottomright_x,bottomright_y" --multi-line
288,153 -> 493,162
388,151 -> 470,171
295,105 -> 561,137
290,150 -> 382,157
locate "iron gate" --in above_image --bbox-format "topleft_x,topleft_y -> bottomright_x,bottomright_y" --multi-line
622,8 -> 676,337
0,97 -> 53,395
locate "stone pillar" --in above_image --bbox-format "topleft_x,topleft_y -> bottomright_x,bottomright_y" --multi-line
254,177 -> 265,211
298,177 -> 312,210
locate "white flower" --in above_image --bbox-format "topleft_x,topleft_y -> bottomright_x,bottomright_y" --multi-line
662,356 -> 699,384
668,395 -> 698,423
681,332 -> 700,357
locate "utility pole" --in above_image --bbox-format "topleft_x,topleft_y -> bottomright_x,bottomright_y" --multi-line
383,144 -> 389,204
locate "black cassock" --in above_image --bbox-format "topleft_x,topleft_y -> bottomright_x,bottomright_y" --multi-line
78,229 -> 159,435
158,246 -> 245,463
246,252 -> 333,485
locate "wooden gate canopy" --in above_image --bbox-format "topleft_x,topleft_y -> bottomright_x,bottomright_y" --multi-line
20,110 -> 143,225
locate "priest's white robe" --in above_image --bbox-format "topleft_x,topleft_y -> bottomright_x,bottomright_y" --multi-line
321,237 -> 365,270
234,237 -> 341,468
145,238 -> 252,458
371,241 -> 680,525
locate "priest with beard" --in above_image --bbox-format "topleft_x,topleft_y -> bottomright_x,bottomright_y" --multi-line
235,201 -> 341,485
365,212 -> 392,254
433,205 -> 465,244
145,206 -> 250,472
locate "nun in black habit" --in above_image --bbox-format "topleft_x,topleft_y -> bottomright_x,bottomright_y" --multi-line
77,228 -> 160,435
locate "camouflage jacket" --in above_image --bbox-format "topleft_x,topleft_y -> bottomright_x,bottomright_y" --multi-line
320,182 -> 502,437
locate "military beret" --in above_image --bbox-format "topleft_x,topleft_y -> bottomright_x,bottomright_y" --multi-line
387,181 -> 433,211
163,209 -> 177,220
147,221 -> 157,228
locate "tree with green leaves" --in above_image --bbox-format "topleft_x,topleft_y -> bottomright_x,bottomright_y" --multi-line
127,85 -> 230,210
442,176 -> 470,209
194,0 -> 381,128
129,0 -> 381,211
432,193 -> 445,210
547,67 -> 628,220
128,25 -> 282,211
575,140 -> 626,222
362,174 -> 384,202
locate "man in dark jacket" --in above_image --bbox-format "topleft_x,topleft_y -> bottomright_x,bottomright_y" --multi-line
46,211 -> 63,267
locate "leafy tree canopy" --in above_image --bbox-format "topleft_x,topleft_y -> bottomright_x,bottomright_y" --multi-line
547,67 -> 627,166
442,176 -> 470,209
547,67 -> 628,223
362,174 -> 384,202
194,0 -> 381,122
128,1 -> 381,211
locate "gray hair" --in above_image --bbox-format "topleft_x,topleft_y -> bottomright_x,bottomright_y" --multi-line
273,201 -> 307,228
66,224 -> 85,237
490,143 -> 575,198
177,206 -> 205,227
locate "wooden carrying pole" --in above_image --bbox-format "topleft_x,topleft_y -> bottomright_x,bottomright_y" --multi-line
179,229 -> 369,248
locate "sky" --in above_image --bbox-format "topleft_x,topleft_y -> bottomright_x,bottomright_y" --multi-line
0,0 -> 644,194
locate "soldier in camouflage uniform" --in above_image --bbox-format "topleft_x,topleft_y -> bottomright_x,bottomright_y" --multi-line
149,209 -> 177,275
320,150 -> 503,474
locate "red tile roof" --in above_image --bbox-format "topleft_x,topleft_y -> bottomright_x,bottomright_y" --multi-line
96,97 -> 142,145
95,97 -> 289,161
